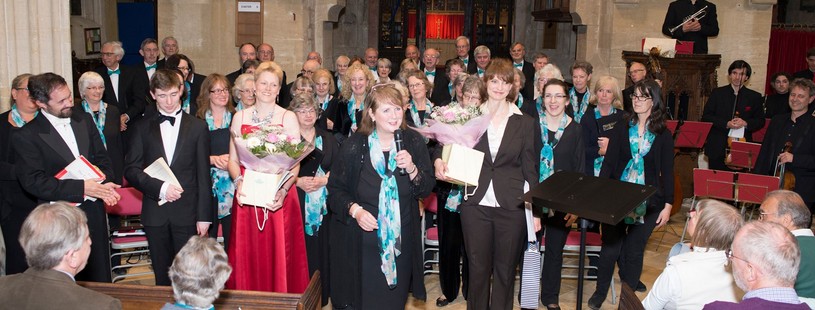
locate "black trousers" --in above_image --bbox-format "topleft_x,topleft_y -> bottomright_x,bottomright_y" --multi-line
144,222 -> 196,286
437,200 -> 469,301
540,211 -> 571,305
461,205 -> 526,310
592,205 -> 660,302
75,202 -> 112,283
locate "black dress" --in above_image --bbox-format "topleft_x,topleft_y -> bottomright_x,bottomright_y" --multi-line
295,127 -> 338,306
72,104 -> 124,184
207,126 -> 232,250
0,111 -> 38,275
580,106 -> 625,176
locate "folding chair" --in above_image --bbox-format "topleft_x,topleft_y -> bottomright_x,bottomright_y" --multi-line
421,194 -> 439,275
681,169 -> 736,242
106,187 -> 152,282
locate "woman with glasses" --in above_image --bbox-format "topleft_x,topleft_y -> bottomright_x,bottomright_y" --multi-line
327,84 -> 435,309
404,70 -> 434,128
537,79 -> 586,310
166,54 -> 205,116
73,71 -> 125,184
0,74 -> 39,274
232,73 -> 255,111
588,79 -> 675,310
642,199 -> 743,310
292,93 -> 338,307
195,74 -> 236,250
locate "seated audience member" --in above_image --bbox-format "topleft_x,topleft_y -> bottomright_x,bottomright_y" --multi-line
793,47 -> 815,81
758,190 -> 815,299
0,202 -> 121,309
642,199 -> 744,310
162,236 -> 232,310
765,72 -> 792,118
703,221 -> 810,310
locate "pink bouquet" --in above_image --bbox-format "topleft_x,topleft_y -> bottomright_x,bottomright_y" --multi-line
233,123 -> 313,174
413,103 -> 490,148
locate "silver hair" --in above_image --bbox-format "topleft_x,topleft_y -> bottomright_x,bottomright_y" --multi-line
77,71 -> 105,99
455,36 -> 470,46
104,41 -> 125,57
377,57 -> 393,69
735,221 -> 800,287
232,73 -> 255,102
20,202 -> 88,270
535,64 -> 565,94
161,36 -> 178,48
169,236 -> 232,308
474,45 -> 491,57
766,190 -> 811,229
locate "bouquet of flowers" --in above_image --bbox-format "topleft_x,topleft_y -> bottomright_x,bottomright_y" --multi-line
414,103 -> 491,148
233,122 -> 313,213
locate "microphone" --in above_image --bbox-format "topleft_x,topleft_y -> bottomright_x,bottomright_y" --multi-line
394,129 -> 407,175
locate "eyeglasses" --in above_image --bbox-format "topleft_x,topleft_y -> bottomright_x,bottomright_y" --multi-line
240,89 -> 254,94
101,52 -> 117,57
295,108 -> 317,114
13,87 -> 28,91
543,94 -> 568,100
408,83 -> 424,89
630,94 -> 652,101
210,88 -> 228,95
301,70 -> 314,75
725,249 -> 751,265
463,94 -> 481,101
758,209 -> 776,220
177,66 -> 190,72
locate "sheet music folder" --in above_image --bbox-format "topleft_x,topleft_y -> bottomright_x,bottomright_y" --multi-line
522,171 -> 657,225
666,120 -> 712,148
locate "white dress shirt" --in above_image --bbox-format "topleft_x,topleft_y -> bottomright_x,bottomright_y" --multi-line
158,108 -> 182,200
144,62 -> 156,80
42,110 -> 79,158
478,104 -> 523,208
108,65 -> 121,102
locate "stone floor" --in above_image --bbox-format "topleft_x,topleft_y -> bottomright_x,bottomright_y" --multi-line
118,201 -> 698,310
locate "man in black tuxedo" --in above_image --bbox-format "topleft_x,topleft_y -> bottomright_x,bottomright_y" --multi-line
510,42 -> 536,100
452,36 -> 478,74
124,69 -> 211,286
793,47 -> 815,82
226,43 -> 257,86
661,0 -> 719,54
701,60 -> 765,171
157,36 -> 179,69
12,73 -> 121,283
420,48 -> 451,105
94,41 -> 149,132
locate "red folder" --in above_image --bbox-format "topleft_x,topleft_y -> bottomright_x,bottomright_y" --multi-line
667,120 -> 712,148
676,41 -> 694,55
729,141 -> 762,170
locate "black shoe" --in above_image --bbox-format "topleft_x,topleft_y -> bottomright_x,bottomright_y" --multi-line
545,304 -> 561,310
112,268 -> 127,276
587,295 -> 603,310
436,297 -> 450,307
636,281 -> 647,292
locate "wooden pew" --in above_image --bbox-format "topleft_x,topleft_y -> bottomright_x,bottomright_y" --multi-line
79,271 -> 321,310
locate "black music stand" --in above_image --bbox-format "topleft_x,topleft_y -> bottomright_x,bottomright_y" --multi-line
523,171 -> 657,310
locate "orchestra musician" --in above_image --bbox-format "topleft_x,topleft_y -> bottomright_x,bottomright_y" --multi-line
701,60 -> 764,171
755,78 -> 815,213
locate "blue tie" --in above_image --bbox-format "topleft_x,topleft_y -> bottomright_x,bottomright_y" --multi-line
146,63 -> 157,70
369,66 -> 377,71
477,68 -> 484,76
514,62 -> 523,69
107,68 -> 120,75
425,71 -> 436,77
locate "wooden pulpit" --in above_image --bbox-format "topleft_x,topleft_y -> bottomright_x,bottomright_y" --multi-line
622,51 -> 721,121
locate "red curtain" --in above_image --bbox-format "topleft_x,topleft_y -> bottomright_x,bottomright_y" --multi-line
407,13 -> 465,39
765,28 -> 815,94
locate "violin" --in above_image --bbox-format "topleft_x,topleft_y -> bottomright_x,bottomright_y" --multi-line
775,141 -> 796,190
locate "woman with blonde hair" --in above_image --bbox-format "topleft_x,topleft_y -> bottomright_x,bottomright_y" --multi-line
339,62 -> 375,137
581,76 -> 625,177
312,68 -> 341,133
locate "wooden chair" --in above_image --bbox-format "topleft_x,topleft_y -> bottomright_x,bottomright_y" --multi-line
617,282 -> 644,310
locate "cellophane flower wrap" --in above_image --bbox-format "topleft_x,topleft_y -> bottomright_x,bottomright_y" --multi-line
412,103 -> 491,148
233,122 -> 314,174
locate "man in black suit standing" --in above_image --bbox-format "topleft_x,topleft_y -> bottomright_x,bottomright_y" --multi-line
622,61 -> 650,114
138,38 -> 160,82
124,69 -> 211,286
226,43 -> 257,86
157,36 -> 179,69
510,42 -> 536,101
420,48 -> 451,105
12,73 -> 121,283
453,36 -> 478,74
662,0 -> 719,54
95,41 -> 149,132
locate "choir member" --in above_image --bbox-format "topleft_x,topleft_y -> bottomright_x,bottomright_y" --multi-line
581,76 -> 625,177
313,68 -> 341,133
231,73 -> 255,111
404,70 -> 434,128
568,61 -> 593,124
377,58 -> 393,83
339,63 -> 375,137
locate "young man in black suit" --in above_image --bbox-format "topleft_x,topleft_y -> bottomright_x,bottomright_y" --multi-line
95,41 -> 149,132
12,72 -> 121,283
124,69 -> 212,286
510,42 -> 536,100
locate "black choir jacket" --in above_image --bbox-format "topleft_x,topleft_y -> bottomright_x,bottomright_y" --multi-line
661,0 -> 719,54
754,112 -> 815,207
94,64 -> 149,122
701,85 -> 765,164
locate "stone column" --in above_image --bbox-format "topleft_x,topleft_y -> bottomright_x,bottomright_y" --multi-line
0,0 -> 73,111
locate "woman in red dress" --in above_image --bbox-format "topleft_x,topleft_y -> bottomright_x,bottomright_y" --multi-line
225,61 -> 309,293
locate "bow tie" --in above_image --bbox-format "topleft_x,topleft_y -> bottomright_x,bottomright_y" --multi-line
369,66 -> 377,71
158,110 -> 181,126
477,68 -> 484,75
424,70 -> 436,77
513,62 -> 523,69
146,63 -> 157,70
461,58 -> 469,65
107,68 -> 120,76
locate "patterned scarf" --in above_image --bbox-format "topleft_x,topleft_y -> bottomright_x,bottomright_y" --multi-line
593,107 -> 616,177
445,185 -> 463,213
516,95 -> 524,109
409,99 -> 433,127
368,130 -> 402,288
236,101 -> 244,111
11,105 -> 37,127
206,109 -> 234,219
538,109 -> 568,182
347,95 -> 363,130
81,100 -> 107,148
318,95 -> 331,111
569,87 -> 590,124
304,135 -> 328,236
182,81 -> 192,113
620,121 -> 655,224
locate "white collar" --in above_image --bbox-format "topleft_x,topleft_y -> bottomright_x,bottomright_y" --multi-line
41,109 -> 71,126
159,107 -> 182,117
792,229 -> 814,237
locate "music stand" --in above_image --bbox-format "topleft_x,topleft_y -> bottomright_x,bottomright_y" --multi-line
735,172 -> 780,218
666,120 -> 712,149
523,171 -> 657,310
729,141 -> 762,171
682,169 -> 737,241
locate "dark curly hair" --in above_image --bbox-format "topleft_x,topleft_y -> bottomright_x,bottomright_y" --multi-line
625,79 -> 667,135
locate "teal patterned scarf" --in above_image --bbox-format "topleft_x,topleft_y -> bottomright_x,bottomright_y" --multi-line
593,107 -> 616,177
621,121 -> 655,224
236,101 -> 244,111
569,87 -> 590,124
409,99 -> 433,127
206,109 -> 234,219
538,101 -> 568,182
182,81 -> 192,113
81,100 -> 107,148
11,105 -> 37,127
347,95 -> 363,130
445,186 -> 463,213
368,130 -> 402,288
304,135 -> 328,236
